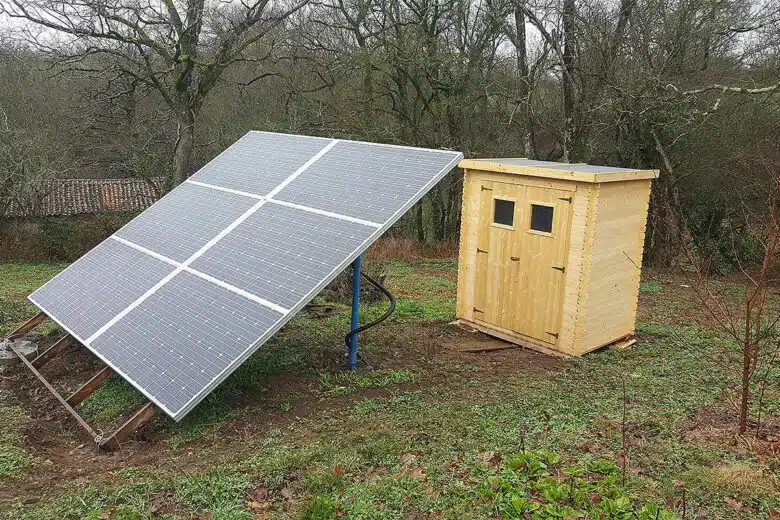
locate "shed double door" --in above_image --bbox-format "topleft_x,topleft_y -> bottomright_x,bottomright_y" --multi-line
473,180 -> 572,344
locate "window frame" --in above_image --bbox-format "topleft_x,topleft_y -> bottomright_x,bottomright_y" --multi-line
491,196 -> 517,230
527,201 -> 555,237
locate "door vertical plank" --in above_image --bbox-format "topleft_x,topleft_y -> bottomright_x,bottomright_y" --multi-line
473,180 -> 493,319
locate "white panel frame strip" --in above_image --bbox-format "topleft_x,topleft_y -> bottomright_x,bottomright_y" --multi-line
111,236 -> 180,267
181,267 -> 288,314
185,182 -> 383,228
171,149 -> 463,419
110,236 -> 289,314
185,180 -> 265,200
186,178 -> 382,229
85,139 -> 339,345
266,199 -> 381,228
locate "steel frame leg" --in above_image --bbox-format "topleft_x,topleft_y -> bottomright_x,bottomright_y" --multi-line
348,255 -> 362,370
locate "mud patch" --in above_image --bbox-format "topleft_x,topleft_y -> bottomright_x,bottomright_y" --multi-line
681,406 -> 780,462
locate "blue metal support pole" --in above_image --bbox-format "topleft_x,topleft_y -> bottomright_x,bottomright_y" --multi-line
348,255 -> 362,370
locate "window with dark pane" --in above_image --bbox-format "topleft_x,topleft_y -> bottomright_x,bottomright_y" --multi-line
530,204 -> 554,233
493,199 -> 515,226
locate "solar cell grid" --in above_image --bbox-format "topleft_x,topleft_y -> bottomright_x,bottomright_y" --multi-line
189,132 -> 332,196
276,141 -> 461,222
29,239 -> 175,340
191,203 -> 376,309
114,183 -> 257,262
91,271 -> 284,415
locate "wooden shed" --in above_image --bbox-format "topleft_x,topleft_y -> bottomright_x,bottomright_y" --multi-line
455,158 -> 658,357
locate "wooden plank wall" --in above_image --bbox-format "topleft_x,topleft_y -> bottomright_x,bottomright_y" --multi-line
556,184 -> 594,356
579,179 -> 652,351
455,170 -> 483,321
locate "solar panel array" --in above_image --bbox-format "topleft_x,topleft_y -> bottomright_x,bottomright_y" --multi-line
29,132 -> 462,420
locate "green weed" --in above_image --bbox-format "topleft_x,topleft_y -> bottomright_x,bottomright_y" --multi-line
477,451 -> 677,519
0,400 -> 37,479
175,470 -> 252,519
4,480 -> 163,520
78,377 -> 147,423
300,495 -> 339,519
0,263 -> 66,333
640,281 -> 664,293
319,368 -> 418,396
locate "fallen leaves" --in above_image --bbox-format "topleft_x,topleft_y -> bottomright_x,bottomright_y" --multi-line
724,496 -> 743,511
480,450 -> 503,467
245,486 -> 273,519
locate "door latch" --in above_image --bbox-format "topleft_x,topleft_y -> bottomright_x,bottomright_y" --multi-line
473,307 -> 484,313
558,196 -> 572,202
481,185 -> 493,191
552,265 -> 565,273
477,248 -> 488,253
510,256 -> 520,261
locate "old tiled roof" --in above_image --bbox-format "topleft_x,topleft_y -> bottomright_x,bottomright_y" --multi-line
3,177 -> 166,218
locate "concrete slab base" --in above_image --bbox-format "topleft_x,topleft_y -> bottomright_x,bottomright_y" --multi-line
0,339 -> 39,365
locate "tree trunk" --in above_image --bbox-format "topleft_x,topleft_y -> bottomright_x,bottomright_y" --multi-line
514,1 -> 532,157
739,340 -> 751,434
363,67 -> 374,126
172,118 -> 195,187
415,202 -> 426,243
357,37 -> 374,128
650,129 -> 691,266
562,0 -> 578,162
430,184 -> 446,241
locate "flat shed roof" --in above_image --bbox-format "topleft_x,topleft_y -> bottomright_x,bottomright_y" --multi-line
458,158 -> 659,183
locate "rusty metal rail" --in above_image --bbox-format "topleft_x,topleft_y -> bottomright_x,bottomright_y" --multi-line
5,313 -> 155,451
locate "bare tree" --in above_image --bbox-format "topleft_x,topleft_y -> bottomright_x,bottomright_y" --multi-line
1,0 -> 307,185
688,167 -> 780,435
0,114 -> 66,217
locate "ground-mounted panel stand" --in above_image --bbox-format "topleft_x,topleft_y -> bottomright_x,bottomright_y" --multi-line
5,314 -> 156,451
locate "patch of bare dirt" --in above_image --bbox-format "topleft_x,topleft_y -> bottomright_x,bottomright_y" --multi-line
681,407 -> 780,464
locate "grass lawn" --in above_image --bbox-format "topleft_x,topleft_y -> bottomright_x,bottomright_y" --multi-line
0,260 -> 778,519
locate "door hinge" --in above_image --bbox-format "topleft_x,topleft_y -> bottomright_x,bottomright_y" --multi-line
481,185 -> 493,191
510,256 -> 520,261
477,248 -> 488,253
473,307 -> 484,313
552,265 -> 565,273
545,331 -> 559,339
558,196 -> 572,202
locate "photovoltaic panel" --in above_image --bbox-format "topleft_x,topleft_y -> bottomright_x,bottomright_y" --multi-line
191,203 -> 376,309
114,183 -> 257,262
188,132 -> 332,196
91,271 -> 284,415
275,141 -> 461,222
29,239 -> 175,340
27,131 -> 462,420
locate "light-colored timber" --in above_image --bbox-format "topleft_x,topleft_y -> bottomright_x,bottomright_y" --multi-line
456,158 -> 657,357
